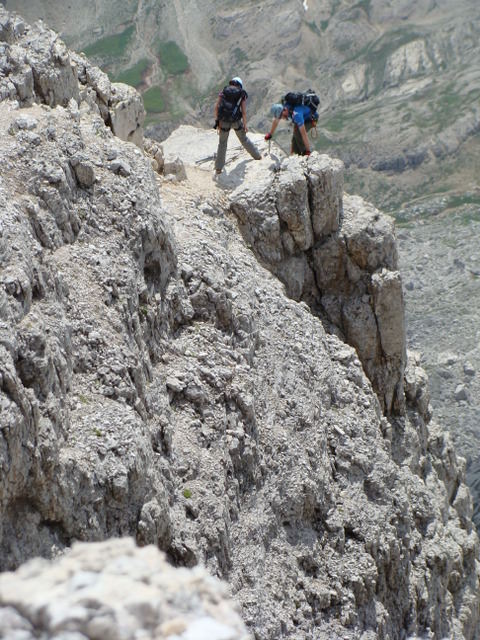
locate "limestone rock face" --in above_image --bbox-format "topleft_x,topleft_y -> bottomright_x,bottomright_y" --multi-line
0,11 -> 479,640
231,156 -> 405,415
0,9 -> 78,107
108,82 -> 145,148
0,6 -> 145,145
0,99 -> 176,567
0,538 -> 250,640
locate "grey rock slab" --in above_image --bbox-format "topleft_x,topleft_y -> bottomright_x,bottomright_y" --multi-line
0,538 -> 250,640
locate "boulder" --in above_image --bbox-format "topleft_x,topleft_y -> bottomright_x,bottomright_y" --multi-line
0,538 -> 250,640
109,82 -> 145,148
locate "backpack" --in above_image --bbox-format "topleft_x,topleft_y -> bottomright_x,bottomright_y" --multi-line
282,89 -> 320,112
218,85 -> 246,122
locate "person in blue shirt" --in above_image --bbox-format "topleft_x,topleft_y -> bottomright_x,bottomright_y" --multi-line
265,102 -> 317,156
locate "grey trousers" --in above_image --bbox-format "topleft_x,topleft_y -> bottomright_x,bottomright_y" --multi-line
215,120 -> 261,172
292,120 -> 314,155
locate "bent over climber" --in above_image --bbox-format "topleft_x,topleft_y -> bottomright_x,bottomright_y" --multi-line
265,91 -> 319,156
213,77 -> 261,175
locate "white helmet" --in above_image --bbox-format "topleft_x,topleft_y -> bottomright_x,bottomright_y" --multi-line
231,76 -> 243,88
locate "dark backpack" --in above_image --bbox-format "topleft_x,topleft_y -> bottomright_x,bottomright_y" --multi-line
218,85 -> 246,122
282,89 -> 320,112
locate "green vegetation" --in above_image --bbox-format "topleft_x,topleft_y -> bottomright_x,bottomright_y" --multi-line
446,193 -> 480,210
330,0 -> 342,15
457,208 -> 480,227
406,82 -> 480,133
321,107 -> 370,136
305,55 -> 317,78
320,20 -> 329,31
353,0 -> 371,16
144,114 -> 161,127
432,87 -> 480,130
232,47 -> 247,64
82,25 -> 134,60
113,58 -> 150,88
156,40 -> 189,75
306,21 -> 321,36
183,488 -> 192,499
142,86 -> 166,113
312,131 -> 333,151
323,111 -> 347,133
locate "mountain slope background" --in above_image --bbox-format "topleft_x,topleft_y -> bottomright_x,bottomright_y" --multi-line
4,0 -> 480,215
3,0 -> 480,521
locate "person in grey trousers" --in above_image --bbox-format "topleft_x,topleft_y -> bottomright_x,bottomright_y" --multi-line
213,76 -> 261,175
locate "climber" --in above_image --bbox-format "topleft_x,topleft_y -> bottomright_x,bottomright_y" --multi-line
265,97 -> 318,156
213,77 -> 261,175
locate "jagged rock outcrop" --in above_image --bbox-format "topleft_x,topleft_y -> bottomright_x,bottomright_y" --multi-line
0,537 -> 250,640
0,100 -> 176,566
0,10 -> 479,640
0,7 -> 144,145
229,153 -> 405,415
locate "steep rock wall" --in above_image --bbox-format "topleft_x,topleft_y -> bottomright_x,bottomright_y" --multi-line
0,9 -> 479,640
0,101 -> 176,565
230,155 -> 405,415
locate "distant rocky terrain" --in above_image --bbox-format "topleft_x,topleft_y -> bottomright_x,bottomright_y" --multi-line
398,211 -> 480,528
1,8 -> 480,639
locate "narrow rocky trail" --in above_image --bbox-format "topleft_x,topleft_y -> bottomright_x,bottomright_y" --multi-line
159,164 -> 233,256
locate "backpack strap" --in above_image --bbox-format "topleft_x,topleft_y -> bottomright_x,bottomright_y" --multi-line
231,89 -> 246,120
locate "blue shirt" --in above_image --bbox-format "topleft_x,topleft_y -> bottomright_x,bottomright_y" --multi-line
287,104 -> 314,126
